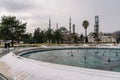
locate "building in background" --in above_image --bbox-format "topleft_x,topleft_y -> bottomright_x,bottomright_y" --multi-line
94,16 -> 100,43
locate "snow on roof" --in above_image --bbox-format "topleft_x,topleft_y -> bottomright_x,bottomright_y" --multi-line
0,52 -> 120,80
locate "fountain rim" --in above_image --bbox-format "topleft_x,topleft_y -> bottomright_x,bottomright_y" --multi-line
13,46 -> 120,56
1,46 -> 120,80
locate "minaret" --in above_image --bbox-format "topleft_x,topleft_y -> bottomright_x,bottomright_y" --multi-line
49,18 -> 51,29
48,18 -> 51,44
56,22 -> 58,30
73,24 -> 75,34
69,17 -> 72,33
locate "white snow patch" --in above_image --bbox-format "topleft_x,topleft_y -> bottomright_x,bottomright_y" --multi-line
0,52 -> 120,80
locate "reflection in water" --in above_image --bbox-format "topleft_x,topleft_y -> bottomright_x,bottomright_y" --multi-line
22,49 -> 120,72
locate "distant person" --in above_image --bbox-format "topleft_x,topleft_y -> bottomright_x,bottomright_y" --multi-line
4,43 -> 7,48
4,42 -> 10,49
8,43 -> 10,48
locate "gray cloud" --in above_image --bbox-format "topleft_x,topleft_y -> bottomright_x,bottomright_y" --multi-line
0,0 -> 32,11
0,0 -> 120,33
0,0 -> 44,12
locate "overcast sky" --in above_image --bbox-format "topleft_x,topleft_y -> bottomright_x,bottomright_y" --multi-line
0,0 -> 120,34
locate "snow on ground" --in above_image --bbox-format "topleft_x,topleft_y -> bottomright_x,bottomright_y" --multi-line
0,52 -> 120,80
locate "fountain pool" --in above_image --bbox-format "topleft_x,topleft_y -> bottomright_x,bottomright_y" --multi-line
21,48 -> 120,72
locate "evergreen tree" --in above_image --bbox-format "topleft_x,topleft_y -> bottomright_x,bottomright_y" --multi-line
22,33 -> 32,44
0,15 -> 26,46
53,29 -> 63,44
32,28 -> 41,43
45,28 -> 53,44
32,28 -> 46,43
